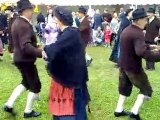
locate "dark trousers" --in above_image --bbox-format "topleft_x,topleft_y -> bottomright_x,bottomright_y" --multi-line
15,62 -> 41,93
119,68 -> 153,97
145,42 -> 155,70
53,116 -> 76,120
146,60 -> 155,70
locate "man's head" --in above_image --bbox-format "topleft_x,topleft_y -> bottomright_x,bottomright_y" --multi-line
95,9 -> 100,14
125,9 -> 133,19
78,6 -> 87,19
132,8 -> 148,29
120,8 -> 124,13
5,6 -> 14,16
54,6 -> 73,28
17,0 -> 33,20
147,8 -> 155,19
104,8 -> 108,13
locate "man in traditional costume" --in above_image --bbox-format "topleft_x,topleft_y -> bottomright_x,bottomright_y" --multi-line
78,6 -> 93,67
114,8 -> 160,120
3,0 -> 45,118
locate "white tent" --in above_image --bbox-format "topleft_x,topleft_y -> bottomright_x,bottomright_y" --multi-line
0,0 -> 160,5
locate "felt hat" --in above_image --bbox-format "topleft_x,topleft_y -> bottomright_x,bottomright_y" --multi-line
17,0 -> 33,12
132,8 -> 147,20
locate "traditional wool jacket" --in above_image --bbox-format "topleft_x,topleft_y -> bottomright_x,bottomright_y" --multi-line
11,17 -> 42,62
45,27 -> 89,88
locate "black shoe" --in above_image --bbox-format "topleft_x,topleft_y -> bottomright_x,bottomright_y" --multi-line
3,105 -> 16,116
24,110 -> 41,118
114,110 -> 129,117
129,113 -> 142,120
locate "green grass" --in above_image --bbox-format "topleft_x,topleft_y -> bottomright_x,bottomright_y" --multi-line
1,47 -> 160,120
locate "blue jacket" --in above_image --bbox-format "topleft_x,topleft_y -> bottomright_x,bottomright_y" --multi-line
93,14 -> 103,30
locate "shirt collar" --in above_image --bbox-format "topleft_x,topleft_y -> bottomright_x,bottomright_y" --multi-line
149,16 -> 155,23
61,26 -> 69,32
80,16 -> 85,23
20,16 -> 32,24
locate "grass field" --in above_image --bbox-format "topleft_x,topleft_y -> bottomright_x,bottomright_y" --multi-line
1,47 -> 160,120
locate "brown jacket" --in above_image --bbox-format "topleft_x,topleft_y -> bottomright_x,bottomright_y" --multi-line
79,16 -> 92,47
119,24 -> 160,73
8,15 -> 18,53
12,17 -> 42,63
145,17 -> 160,44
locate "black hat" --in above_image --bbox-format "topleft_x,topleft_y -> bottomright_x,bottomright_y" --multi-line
147,8 -> 155,14
132,8 -> 147,20
54,6 -> 73,26
5,6 -> 14,12
125,9 -> 133,16
78,6 -> 87,14
17,0 -> 33,12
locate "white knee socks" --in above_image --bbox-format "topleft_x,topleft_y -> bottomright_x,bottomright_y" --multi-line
115,94 -> 126,112
131,94 -> 145,115
5,84 -> 26,108
85,53 -> 92,61
24,92 -> 39,113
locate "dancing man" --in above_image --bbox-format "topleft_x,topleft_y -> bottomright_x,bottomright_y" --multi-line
114,8 -> 160,120
3,0 -> 46,118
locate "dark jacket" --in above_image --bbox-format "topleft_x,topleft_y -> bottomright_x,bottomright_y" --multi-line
102,13 -> 112,23
79,16 -> 92,47
118,16 -> 131,35
0,13 -> 8,32
8,14 -> 19,53
145,17 -> 160,44
36,13 -> 45,23
44,27 -> 88,88
93,13 -> 103,30
119,24 -> 160,73
12,17 -> 42,63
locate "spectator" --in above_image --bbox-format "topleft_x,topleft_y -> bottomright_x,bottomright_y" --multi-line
110,12 -> 119,46
35,12 -> 46,44
93,9 -> 103,30
93,26 -> 104,45
104,24 -> 112,47
145,8 -> 160,70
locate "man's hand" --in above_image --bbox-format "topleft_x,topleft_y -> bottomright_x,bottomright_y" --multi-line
154,37 -> 159,43
148,44 -> 159,50
0,31 -> 3,34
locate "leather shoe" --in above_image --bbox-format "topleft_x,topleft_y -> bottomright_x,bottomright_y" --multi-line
129,112 -> 142,120
114,110 -> 129,117
24,110 -> 41,118
3,105 -> 16,116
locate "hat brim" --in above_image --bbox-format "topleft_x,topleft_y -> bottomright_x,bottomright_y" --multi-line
132,15 -> 148,20
147,11 -> 155,14
78,10 -> 86,14
18,6 -> 33,12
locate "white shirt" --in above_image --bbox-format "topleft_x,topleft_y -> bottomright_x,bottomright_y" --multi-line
80,16 -> 85,23
47,14 -> 53,23
149,16 -> 155,24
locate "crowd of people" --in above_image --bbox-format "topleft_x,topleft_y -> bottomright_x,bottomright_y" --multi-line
1,0 -> 160,120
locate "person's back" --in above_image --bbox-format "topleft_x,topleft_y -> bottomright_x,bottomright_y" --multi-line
36,13 -> 45,23
119,25 -> 144,73
94,13 -> 102,30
